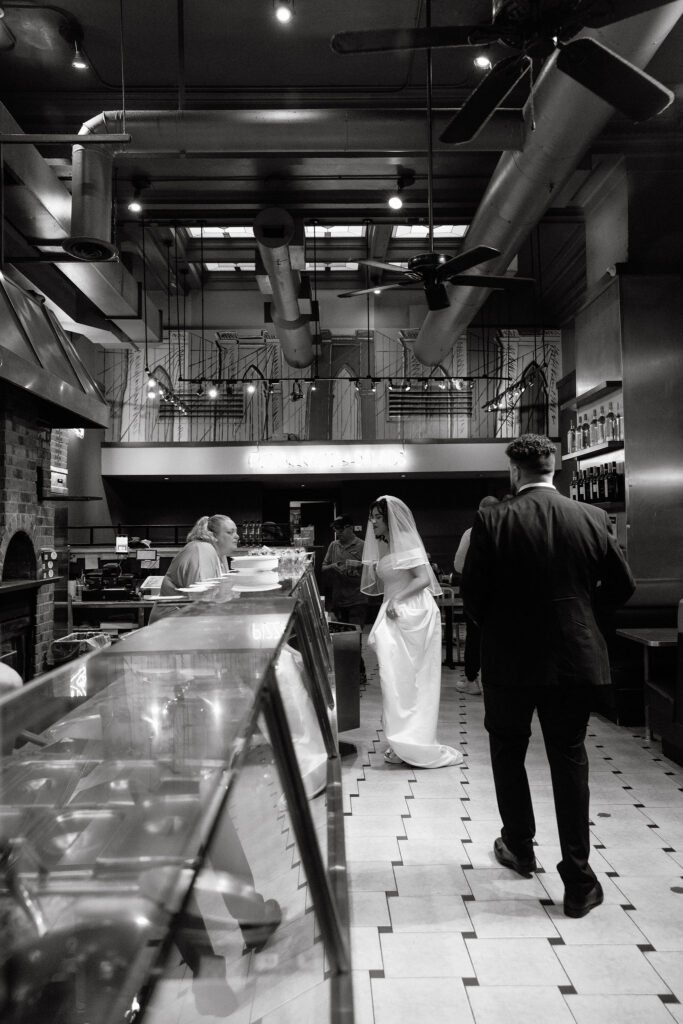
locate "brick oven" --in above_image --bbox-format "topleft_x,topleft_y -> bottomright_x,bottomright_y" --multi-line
0,274 -> 111,682
0,402 -> 55,679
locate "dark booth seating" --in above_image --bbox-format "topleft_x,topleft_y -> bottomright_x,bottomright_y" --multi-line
596,580 -> 680,727
644,600 -> 683,766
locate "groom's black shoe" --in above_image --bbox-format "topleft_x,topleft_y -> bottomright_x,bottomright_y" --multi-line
493,837 -> 537,878
564,880 -> 604,918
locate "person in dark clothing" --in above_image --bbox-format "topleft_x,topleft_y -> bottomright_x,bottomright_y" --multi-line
462,434 -> 635,918
322,513 -> 369,684
453,495 -> 500,695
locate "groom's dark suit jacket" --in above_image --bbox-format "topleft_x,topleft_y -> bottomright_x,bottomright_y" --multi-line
462,485 -> 635,688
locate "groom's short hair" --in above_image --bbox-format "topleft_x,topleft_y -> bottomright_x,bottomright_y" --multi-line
506,434 -> 556,474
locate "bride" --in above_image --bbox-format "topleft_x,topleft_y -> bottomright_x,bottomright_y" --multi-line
361,496 -> 462,769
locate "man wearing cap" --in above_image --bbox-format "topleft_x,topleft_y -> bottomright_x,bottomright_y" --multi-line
322,514 -> 368,629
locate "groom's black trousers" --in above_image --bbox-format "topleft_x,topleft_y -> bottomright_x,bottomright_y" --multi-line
483,683 -> 598,890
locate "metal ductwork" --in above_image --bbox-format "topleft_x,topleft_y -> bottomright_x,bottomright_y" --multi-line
253,208 -> 314,369
413,3 -> 683,367
62,107 -> 525,263
0,101 -> 159,346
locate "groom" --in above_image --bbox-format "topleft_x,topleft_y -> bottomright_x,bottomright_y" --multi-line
462,434 -> 635,917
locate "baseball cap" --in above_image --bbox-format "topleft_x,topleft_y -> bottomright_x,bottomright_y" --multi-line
331,514 -> 354,530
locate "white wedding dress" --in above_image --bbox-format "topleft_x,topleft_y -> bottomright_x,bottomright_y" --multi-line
368,555 -> 462,769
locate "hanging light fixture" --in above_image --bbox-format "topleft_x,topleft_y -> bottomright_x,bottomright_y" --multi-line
387,170 -> 416,211
273,0 -> 294,24
71,41 -> 88,69
207,383 -> 219,399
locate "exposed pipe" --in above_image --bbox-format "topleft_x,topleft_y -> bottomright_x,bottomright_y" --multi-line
62,107 -> 524,262
253,207 -> 314,369
413,3 -> 683,366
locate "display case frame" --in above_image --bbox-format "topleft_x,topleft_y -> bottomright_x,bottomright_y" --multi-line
0,571 -> 353,1024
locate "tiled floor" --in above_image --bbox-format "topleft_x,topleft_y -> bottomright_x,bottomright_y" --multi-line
340,641 -> 683,1024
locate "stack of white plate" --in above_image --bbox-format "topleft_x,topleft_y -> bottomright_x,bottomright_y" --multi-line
230,554 -> 280,591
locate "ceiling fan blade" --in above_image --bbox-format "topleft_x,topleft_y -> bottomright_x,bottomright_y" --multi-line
357,257 -> 410,274
556,38 -> 674,121
337,284 -> 404,298
444,274 -> 536,288
434,244 -> 500,280
439,53 -> 529,144
330,26 -> 491,56
574,0 -> 675,30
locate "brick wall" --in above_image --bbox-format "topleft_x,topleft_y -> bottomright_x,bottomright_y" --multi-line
0,403 -> 56,676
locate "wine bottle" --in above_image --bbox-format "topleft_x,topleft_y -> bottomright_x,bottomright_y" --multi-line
581,413 -> 590,450
597,406 -> 606,445
570,470 -> 578,500
597,463 -> 606,502
589,409 -> 598,447
567,421 -> 576,454
605,401 -> 616,441
615,401 -> 623,441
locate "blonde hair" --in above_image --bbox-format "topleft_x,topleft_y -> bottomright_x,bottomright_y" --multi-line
186,514 -> 233,547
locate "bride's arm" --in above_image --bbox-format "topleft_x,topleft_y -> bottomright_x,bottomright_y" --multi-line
386,564 -> 430,618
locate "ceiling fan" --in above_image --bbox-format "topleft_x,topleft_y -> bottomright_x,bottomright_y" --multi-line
331,1 -> 675,145
337,1 -> 535,311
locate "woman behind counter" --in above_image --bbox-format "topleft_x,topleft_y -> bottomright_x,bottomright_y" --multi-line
361,496 -> 462,769
148,514 -> 239,623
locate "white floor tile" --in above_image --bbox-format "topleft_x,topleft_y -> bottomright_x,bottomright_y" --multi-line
392,863 -> 472,897
371,977 -> 475,1024
466,899 -> 559,939
467,985 -> 576,1024
555,944 -> 669,994
380,930 -> 474,978
388,893 -> 472,932
546,903 -> 650,945
465,937 -> 569,986
564,993 -> 677,1024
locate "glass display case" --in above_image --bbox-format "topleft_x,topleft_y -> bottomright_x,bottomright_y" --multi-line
0,572 -> 352,1024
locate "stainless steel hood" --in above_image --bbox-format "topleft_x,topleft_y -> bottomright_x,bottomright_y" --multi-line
0,273 -> 110,428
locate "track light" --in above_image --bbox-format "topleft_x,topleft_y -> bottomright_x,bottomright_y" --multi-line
387,380 -> 394,391
404,380 -> 411,392
370,378 -> 377,393
246,381 -> 256,395
291,380 -> 303,402
273,0 -> 294,24
309,380 -> 317,392
207,383 -> 218,399
387,170 -> 416,211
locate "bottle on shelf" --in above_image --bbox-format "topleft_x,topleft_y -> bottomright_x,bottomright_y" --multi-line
581,413 -> 590,450
570,469 -> 578,501
597,406 -> 606,445
615,401 -> 623,441
589,409 -> 598,447
615,461 -> 625,501
597,463 -> 607,502
605,401 -> 617,441
567,420 -> 576,455
576,470 -> 585,502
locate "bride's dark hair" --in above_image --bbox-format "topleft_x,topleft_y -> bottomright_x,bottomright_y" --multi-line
369,498 -> 389,541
